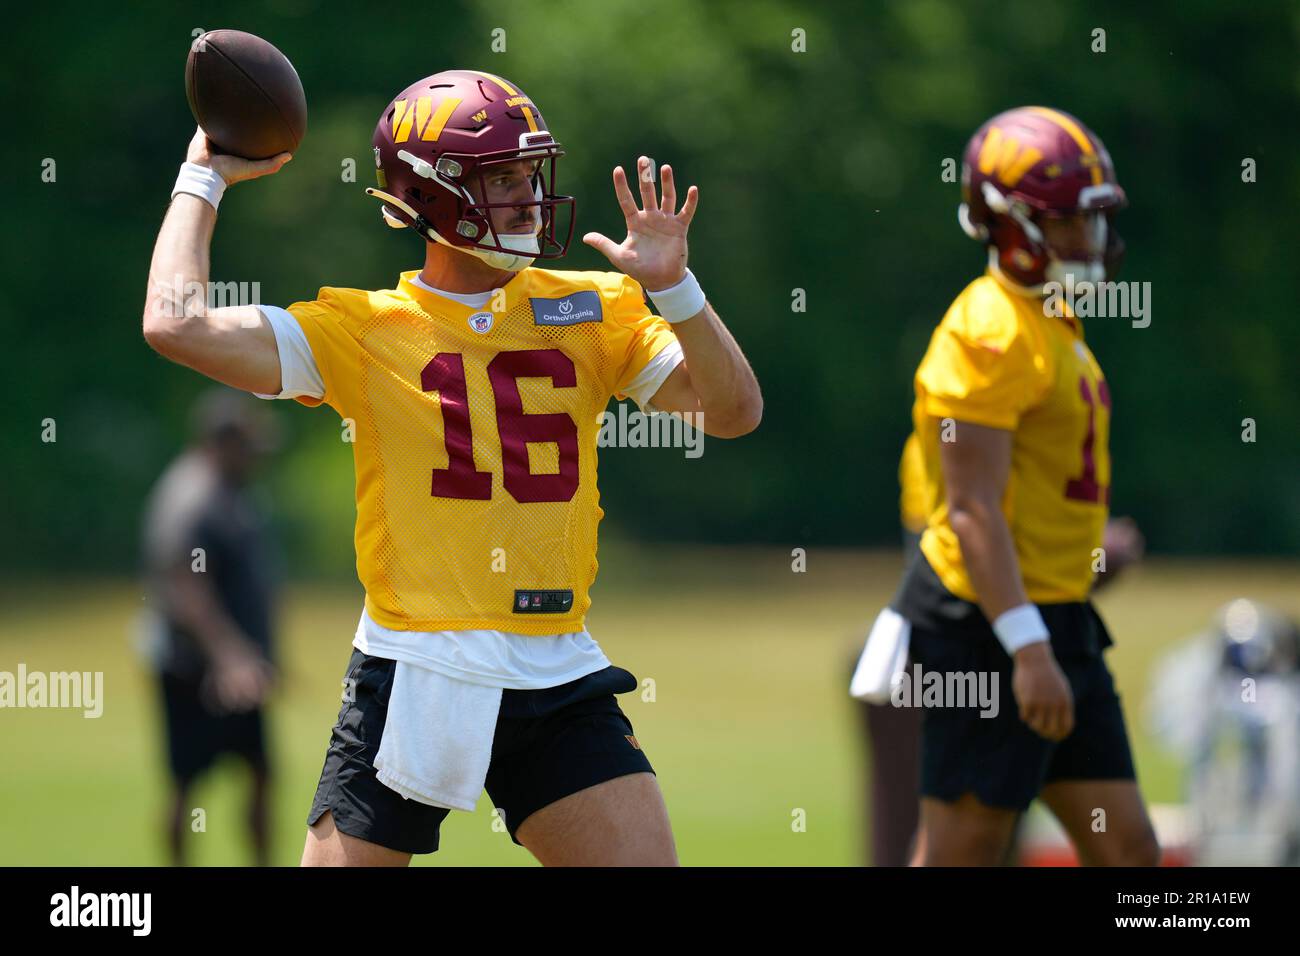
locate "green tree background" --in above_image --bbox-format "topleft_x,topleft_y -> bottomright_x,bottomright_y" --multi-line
4,0 -> 1298,576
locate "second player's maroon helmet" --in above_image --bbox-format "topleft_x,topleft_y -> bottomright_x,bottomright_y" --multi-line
366,69 -> 574,270
959,106 -> 1127,286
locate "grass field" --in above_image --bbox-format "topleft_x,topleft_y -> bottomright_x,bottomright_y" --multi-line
2,545 -> 1297,866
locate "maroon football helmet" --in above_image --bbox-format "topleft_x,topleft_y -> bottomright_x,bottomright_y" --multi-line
959,106 -> 1127,287
365,70 -> 574,271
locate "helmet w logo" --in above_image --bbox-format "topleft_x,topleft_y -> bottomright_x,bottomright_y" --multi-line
977,126 -> 1043,188
392,96 -> 464,144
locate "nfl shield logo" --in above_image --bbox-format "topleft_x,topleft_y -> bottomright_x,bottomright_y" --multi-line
468,311 -> 494,334
517,594 -> 530,610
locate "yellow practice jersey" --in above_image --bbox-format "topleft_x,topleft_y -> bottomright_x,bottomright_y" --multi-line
898,431 -> 928,534
913,271 -> 1111,603
285,268 -> 679,633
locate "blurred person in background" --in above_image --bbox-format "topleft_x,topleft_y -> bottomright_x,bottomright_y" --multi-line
1149,599 -> 1300,865
140,387 -> 281,866
883,106 -> 1158,866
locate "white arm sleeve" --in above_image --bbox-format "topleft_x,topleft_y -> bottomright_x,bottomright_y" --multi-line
622,340 -> 684,414
253,305 -> 326,401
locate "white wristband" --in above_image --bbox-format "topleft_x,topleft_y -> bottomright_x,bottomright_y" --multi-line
172,161 -> 227,212
992,603 -> 1050,656
647,269 -> 707,324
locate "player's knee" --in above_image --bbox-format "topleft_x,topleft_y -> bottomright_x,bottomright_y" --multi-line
300,811 -> 337,866
302,811 -> 411,867
923,820 -> 1011,866
960,829 -> 1012,866
1117,823 -> 1161,867
1090,821 -> 1160,867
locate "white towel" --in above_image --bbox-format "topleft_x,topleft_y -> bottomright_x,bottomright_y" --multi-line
849,607 -> 911,704
373,660 -> 503,811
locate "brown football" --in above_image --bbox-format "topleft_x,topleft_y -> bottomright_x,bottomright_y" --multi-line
185,29 -> 307,159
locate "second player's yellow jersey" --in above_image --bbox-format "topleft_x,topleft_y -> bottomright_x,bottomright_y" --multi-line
898,431 -> 929,533
285,268 -> 679,634
913,270 -> 1111,603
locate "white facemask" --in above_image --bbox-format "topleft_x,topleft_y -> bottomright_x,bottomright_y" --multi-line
1044,211 -> 1107,286
1045,258 -> 1106,286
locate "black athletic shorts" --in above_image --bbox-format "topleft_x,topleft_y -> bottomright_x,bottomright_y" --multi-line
307,648 -> 655,854
892,551 -> 1136,812
158,670 -> 269,783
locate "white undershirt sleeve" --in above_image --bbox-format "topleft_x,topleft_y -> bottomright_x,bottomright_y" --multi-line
253,305 -> 326,401
621,340 -> 685,414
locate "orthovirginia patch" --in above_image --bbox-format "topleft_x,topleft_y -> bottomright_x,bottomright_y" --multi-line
530,290 -> 603,326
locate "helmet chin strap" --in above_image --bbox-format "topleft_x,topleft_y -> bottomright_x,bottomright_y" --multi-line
438,228 -> 539,272
987,249 -> 1045,297
366,184 -> 543,272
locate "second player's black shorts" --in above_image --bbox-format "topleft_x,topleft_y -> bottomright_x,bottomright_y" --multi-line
307,648 -> 655,854
892,551 -> 1137,812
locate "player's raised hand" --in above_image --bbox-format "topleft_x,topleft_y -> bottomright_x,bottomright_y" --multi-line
185,126 -> 292,187
583,156 -> 699,292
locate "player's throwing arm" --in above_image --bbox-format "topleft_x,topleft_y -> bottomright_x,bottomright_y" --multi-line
142,32 -> 301,393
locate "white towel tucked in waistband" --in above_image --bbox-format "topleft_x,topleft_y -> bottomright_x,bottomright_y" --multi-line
374,660 -> 503,812
849,607 -> 911,704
